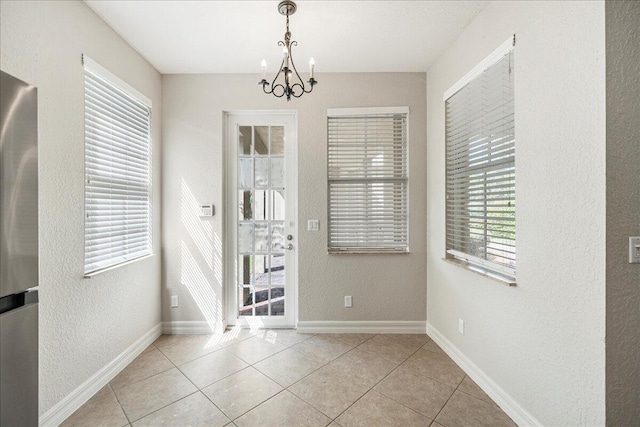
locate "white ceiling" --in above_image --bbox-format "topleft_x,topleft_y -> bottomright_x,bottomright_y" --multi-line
85,1 -> 487,74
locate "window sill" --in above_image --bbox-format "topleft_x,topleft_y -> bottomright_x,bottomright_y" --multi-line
328,249 -> 409,255
84,254 -> 154,279
442,257 -> 516,287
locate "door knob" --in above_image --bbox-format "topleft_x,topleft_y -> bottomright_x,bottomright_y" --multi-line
286,243 -> 293,250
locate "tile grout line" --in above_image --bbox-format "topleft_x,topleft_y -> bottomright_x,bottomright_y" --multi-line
116,337 -> 224,424
120,340 -> 202,425
109,371 -> 133,426
429,373 -> 468,427
282,333 -> 406,422
231,333 -> 379,423
282,335 -> 366,389
196,332 -> 320,422
173,347 -> 237,422
281,334 -> 382,423
131,390 -> 205,424
181,332 -> 308,422
326,336 -> 431,423
372,346 -> 469,423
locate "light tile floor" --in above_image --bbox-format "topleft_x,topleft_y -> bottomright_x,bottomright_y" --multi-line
62,329 -> 516,427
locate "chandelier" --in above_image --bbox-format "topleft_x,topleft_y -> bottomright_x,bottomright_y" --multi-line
259,1 -> 317,101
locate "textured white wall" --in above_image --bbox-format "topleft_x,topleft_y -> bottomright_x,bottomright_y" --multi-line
0,0 -> 162,416
426,1 -> 605,425
606,1 -> 640,424
162,73 -> 426,326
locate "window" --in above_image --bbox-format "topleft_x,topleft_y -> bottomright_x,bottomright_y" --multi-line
327,107 -> 408,253
445,36 -> 515,281
83,56 -> 152,276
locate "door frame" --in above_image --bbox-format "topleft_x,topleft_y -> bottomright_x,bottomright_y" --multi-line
223,110 -> 298,329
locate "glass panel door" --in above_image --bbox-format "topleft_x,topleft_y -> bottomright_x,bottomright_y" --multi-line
228,114 -> 296,327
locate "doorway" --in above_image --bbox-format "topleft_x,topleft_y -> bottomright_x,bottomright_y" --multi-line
225,112 -> 297,328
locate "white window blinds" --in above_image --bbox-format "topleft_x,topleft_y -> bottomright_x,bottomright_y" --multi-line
83,56 -> 152,276
445,41 -> 515,278
327,107 -> 408,253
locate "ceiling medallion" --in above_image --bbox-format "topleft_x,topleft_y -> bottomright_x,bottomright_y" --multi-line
259,1 -> 317,101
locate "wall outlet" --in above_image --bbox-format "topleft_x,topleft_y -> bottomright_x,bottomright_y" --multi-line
344,296 -> 352,308
171,295 -> 179,308
458,318 -> 465,335
307,219 -> 319,231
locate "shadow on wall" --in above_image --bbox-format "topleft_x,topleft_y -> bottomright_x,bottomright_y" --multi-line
180,178 -> 223,332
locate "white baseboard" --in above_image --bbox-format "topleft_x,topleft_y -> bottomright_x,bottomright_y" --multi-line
162,320 -> 222,334
296,320 -> 427,334
426,323 -> 541,427
39,323 -> 162,427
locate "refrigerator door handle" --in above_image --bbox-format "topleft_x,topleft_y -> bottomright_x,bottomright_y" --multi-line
0,289 -> 38,315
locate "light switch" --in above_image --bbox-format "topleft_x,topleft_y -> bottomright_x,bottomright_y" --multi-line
630,237 -> 640,264
307,219 -> 319,231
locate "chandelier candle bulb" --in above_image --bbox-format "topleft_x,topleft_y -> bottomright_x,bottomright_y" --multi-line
261,59 -> 267,80
309,57 -> 315,79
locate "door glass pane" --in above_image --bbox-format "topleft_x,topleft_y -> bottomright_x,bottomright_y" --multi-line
271,157 -> 284,188
254,254 -> 269,315
239,286 -> 253,316
271,190 -> 285,220
271,222 -> 285,251
254,190 -> 268,221
239,126 -> 252,155
270,254 -> 285,316
238,223 -> 253,253
238,255 -> 254,286
238,254 -> 256,316
271,126 -> 285,155
254,222 -> 269,252
239,190 -> 253,220
239,158 -> 253,189
255,158 -> 269,188
254,126 -> 269,155
270,294 -> 285,316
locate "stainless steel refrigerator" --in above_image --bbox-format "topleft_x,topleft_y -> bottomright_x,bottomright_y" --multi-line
0,70 -> 39,426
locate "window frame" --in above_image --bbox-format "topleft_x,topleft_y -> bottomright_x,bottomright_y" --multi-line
82,55 -> 153,277
327,106 -> 409,254
443,36 -> 516,283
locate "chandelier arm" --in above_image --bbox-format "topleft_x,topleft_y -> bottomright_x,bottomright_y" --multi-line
289,83 -> 306,98
287,41 -> 307,91
294,80 -> 315,95
273,56 -> 286,84
271,83 -> 287,98
261,74 -> 274,95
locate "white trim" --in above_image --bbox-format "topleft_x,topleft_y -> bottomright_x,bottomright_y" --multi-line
83,254 -> 154,279
443,35 -> 515,101
446,249 -> 516,279
427,323 -> 542,427
224,109 -> 297,116
327,106 -> 409,117
162,320 -> 224,335
296,320 -> 426,334
39,323 -> 161,427
82,54 -> 152,107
